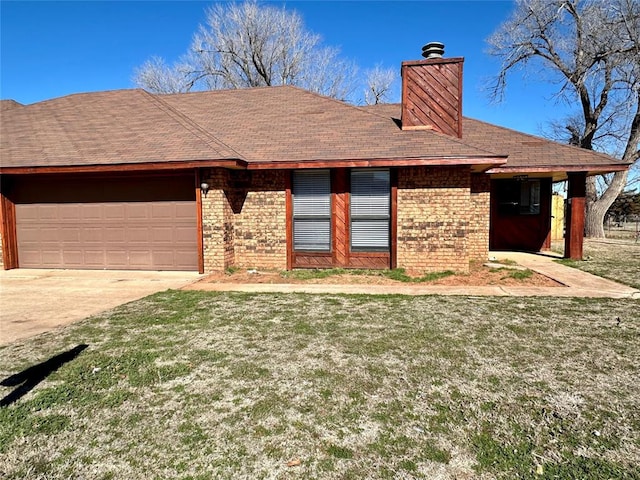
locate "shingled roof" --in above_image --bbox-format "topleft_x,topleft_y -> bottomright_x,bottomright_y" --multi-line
0,86 -> 504,172
0,100 -> 23,111
362,103 -> 629,181
0,86 -> 629,179
0,89 -> 242,170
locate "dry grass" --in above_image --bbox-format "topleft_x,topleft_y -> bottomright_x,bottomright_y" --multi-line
1,292 -> 639,479
556,238 -> 640,289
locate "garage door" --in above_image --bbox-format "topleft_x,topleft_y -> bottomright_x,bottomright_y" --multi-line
13,174 -> 198,271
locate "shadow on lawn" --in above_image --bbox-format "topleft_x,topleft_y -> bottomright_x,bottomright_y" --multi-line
0,344 -> 88,407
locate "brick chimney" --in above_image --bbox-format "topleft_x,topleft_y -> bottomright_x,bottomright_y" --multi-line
401,42 -> 463,137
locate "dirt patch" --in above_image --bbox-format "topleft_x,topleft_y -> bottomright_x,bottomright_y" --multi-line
197,262 -> 561,287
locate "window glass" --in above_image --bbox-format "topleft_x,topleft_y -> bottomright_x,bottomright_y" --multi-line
292,170 -> 331,251
497,179 -> 541,215
350,169 -> 390,251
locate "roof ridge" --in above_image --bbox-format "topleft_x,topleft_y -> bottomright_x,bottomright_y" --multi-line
141,90 -> 245,161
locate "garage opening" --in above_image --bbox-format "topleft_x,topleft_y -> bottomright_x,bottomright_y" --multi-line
10,173 -> 198,271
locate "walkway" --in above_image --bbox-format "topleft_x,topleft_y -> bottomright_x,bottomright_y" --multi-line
185,251 -> 640,299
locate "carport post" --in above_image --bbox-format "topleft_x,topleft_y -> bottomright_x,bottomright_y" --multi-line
564,172 -> 587,260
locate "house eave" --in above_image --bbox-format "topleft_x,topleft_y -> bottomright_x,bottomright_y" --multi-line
0,158 -> 248,175
246,156 -> 508,171
487,164 -> 629,182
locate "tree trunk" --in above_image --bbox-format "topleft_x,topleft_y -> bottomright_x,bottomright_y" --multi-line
584,170 -> 629,238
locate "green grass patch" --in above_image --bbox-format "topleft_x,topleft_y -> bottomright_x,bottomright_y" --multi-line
554,239 -> 640,288
502,268 -> 533,280
1,291 -> 638,478
281,267 -> 454,283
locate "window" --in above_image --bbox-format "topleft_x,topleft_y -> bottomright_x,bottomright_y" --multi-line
350,169 -> 390,251
496,179 -> 541,215
292,170 -> 331,251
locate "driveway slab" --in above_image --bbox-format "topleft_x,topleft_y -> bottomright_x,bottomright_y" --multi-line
0,269 -> 202,345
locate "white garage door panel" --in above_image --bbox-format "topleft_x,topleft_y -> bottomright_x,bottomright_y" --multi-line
16,201 -> 198,271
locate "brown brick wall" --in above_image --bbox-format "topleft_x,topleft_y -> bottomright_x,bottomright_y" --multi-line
201,168 -> 233,272
201,166 -> 487,274
0,232 -> 3,268
233,170 -> 287,270
468,173 -> 491,262
396,166 -> 471,274
200,169 -> 287,272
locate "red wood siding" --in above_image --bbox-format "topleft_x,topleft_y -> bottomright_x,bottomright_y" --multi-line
288,169 -> 392,270
401,58 -> 463,137
490,178 -> 552,252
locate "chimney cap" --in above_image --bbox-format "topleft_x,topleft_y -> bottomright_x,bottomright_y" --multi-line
422,42 -> 445,59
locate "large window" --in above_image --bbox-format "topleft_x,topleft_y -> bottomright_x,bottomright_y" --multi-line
496,179 -> 541,215
292,170 -> 331,251
350,169 -> 390,251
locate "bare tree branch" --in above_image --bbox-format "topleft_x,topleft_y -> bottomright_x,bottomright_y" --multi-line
363,65 -> 397,105
134,1 -> 356,99
487,0 -> 640,237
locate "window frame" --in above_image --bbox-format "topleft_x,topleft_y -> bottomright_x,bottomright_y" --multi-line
349,168 -> 391,252
496,179 -> 542,216
291,169 -> 332,252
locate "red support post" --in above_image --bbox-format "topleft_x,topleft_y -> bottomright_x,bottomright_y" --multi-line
564,172 -> 587,260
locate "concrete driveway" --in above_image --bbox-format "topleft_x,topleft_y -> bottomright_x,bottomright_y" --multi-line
0,269 -> 202,345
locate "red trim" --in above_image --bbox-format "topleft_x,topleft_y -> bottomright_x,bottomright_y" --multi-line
390,168 -> 398,269
0,159 -> 247,175
246,157 -> 506,170
195,169 -> 205,274
487,165 -> 629,175
457,61 -> 463,138
0,189 -> 18,269
285,171 -> 293,270
1,156 -> 510,175
401,57 -> 465,67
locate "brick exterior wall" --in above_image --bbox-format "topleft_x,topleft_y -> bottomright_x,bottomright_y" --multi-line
396,166 -> 472,274
0,232 -> 3,268
201,168 -> 233,272
200,168 -> 287,272
468,173 -> 491,262
232,170 -> 287,270
202,166 -> 488,274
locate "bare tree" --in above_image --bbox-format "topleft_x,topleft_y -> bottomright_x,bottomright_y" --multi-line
134,1 -> 356,100
488,0 -> 640,238
363,65 -> 397,105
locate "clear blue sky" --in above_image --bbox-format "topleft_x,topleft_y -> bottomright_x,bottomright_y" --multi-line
1,0 -> 572,137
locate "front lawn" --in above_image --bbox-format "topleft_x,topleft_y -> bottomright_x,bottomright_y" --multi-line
1,292 -> 639,479
556,238 -> 640,289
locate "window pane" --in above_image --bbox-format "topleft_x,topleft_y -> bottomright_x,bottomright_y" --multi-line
351,169 -> 390,217
294,219 -> 331,251
293,170 -> 331,216
496,179 -> 541,216
292,170 -> 331,251
351,220 -> 389,249
350,168 -> 390,251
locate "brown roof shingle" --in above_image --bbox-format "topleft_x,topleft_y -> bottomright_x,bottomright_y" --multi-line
160,86 -> 501,165
1,89 -> 242,169
0,87 -> 628,178
362,103 -> 629,179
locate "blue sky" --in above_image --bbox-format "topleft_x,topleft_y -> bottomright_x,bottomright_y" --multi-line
1,0 -> 572,137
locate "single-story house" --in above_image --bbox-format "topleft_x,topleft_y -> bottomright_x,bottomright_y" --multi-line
0,45 -> 629,274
